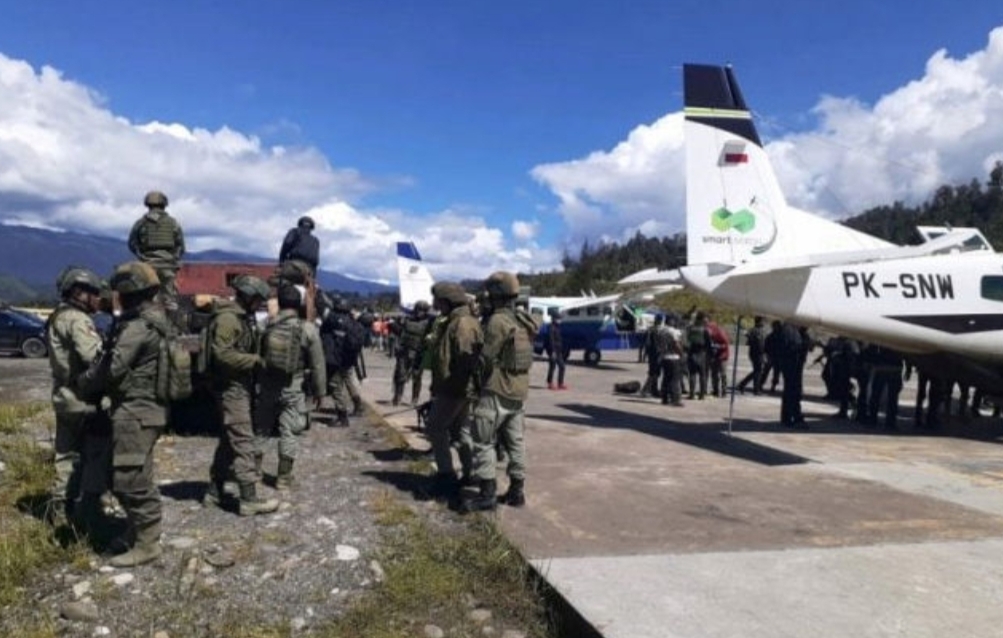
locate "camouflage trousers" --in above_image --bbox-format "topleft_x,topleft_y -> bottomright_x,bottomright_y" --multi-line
210,382 -> 261,486
425,394 -> 473,478
110,415 -> 163,534
52,410 -> 112,504
327,367 -> 357,415
468,393 -> 525,482
257,376 -> 308,460
154,267 -> 180,312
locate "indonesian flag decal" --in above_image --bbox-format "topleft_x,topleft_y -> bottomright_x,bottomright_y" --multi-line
721,140 -> 748,165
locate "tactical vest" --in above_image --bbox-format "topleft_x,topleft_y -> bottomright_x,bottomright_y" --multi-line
139,213 -> 177,251
499,309 -> 536,373
262,314 -> 304,375
687,324 -> 708,350
400,317 -> 428,353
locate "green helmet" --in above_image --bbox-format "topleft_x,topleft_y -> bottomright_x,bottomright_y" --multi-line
143,190 -> 169,208
413,300 -> 431,313
110,261 -> 160,295
56,266 -> 103,297
485,271 -> 519,298
231,274 -> 270,300
436,282 -> 469,305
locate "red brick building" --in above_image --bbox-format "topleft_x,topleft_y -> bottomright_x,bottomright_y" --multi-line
175,262 -> 277,298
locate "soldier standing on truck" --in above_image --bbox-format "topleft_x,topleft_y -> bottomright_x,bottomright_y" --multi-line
128,191 -> 185,326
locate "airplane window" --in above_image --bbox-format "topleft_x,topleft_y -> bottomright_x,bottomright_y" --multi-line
567,308 -> 581,317
980,276 -> 1003,302
586,306 -> 600,316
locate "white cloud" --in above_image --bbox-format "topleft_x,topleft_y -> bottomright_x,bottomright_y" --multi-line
533,25 -> 1003,241
0,52 -> 545,285
511,219 -> 538,241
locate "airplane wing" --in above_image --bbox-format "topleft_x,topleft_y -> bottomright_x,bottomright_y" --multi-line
617,267 -> 683,286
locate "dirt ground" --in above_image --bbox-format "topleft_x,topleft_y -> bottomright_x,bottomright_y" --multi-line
0,355 -> 52,404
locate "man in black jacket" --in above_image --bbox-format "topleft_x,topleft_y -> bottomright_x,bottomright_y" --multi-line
279,216 -> 320,274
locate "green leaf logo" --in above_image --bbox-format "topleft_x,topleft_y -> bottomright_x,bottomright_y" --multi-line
710,208 -> 756,233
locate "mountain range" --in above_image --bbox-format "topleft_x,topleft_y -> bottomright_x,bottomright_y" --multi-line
0,225 -> 395,303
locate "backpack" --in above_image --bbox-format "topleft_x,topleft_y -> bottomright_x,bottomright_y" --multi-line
322,314 -> 365,370
138,213 -> 177,251
261,315 -> 304,375
148,322 -> 193,402
195,305 -> 239,377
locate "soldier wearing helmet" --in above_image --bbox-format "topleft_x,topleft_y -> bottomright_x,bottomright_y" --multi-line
460,271 -> 538,513
77,261 -> 170,566
319,295 -> 366,427
421,282 -> 481,500
202,274 -> 280,517
45,266 -> 109,530
391,299 -> 434,406
279,215 -> 320,276
128,191 -> 185,322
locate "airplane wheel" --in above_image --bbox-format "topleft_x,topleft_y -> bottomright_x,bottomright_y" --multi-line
584,349 -> 601,366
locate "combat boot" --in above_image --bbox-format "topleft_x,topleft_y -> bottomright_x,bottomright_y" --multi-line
202,479 -> 227,509
275,456 -> 295,491
500,478 -> 525,508
460,479 -> 497,514
427,472 -> 459,500
333,410 -> 350,428
238,483 -> 279,517
109,521 -> 162,567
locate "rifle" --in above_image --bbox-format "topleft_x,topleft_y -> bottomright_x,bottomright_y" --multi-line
354,349 -> 367,382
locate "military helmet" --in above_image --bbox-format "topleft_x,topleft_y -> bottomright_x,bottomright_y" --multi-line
485,271 -> 520,298
413,300 -> 431,313
230,274 -> 270,300
331,295 -> 350,313
297,215 -> 315,230
110,261 -> 160,295
56,266 -> 104,297
143,190 -> 169,208
437,282 -> 469,305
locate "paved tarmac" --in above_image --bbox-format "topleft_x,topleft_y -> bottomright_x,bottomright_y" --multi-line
362,345 -> 1003,638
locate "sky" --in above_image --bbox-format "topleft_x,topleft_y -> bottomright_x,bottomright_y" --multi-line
1,1 -> 1003,284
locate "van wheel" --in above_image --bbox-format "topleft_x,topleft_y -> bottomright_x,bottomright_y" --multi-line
584,349 -> 601,366
21,337 -> 47,359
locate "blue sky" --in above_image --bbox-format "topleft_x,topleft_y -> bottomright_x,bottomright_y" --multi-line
1,1 -> 1002,282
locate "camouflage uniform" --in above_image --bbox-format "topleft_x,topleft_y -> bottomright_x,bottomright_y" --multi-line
206,299 -> 264,492
426,288 -> 482,489
393,309 -> 432,405
256,309 -> 326,487
462,272 -> 537,512
80,298 -> 169,565
128,192 -> 185,314
46,298 -> 109,519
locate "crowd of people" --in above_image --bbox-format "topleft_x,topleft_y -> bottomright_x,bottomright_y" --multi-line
46,192 -> 544,569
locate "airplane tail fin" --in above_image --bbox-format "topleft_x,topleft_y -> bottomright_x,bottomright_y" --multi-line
684,64 -> 890,268
396,241 -> 435,311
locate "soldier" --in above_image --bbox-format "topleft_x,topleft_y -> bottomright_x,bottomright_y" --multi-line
425,282 -> 481,499
203,274 -> 279,516
279,216 -> 320,275
78,262 -> 169,566
737,316 -> 766,395
256,284 -> 326,490
392,300 -> 433,405
705,313 -> 730,397
640,315 -> 666,398
776,322 -> 807,429
320,296 -> 366,427
660,314 -> 686,406
128,191 -> 185,321
461,271 -> 538,513
685,311 -> 711,400
45,267 -> 109,528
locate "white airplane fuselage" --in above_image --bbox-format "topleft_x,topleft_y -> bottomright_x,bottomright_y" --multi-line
683,250 -> 1003,362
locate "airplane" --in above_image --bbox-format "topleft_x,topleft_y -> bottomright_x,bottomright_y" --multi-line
677,63 -> 1003,393
394,240 -> 667,364
396,241 -> 436,311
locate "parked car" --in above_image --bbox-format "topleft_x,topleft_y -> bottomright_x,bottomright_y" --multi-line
0,308 -> 48,358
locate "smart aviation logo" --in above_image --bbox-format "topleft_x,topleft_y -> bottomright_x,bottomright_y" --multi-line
710,208 -> 755,233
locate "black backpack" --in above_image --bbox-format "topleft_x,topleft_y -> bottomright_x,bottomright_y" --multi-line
322,314 -> 365,370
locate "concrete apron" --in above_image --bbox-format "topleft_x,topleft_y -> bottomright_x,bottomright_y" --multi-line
365,348 -> 1003,638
